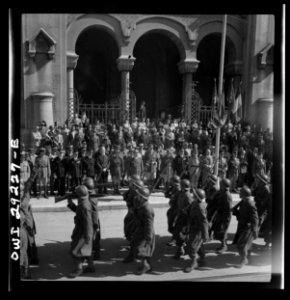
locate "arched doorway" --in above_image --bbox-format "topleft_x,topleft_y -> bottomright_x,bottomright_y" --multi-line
194,33 -> 236,106
74,27 -> 120,105
131,32 -> 182,119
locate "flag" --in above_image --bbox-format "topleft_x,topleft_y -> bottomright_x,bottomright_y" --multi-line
232,81 -> 243,123
212,80 -> 228,128
227,78 -> 235,122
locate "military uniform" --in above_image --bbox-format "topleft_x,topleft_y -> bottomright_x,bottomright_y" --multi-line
109,150 -> 124,194
232,196 -> 259,267
128,155 -> 144,179
123,188 -> 138,241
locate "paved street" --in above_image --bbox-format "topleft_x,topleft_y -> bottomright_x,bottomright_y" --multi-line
27,200 -> 272,282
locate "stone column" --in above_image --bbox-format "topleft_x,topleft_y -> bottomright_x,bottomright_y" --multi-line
178,59 -> 199,124
117,56 -> 135,123
67,52 -> 79,122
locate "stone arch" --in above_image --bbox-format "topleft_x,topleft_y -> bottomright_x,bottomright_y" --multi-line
67,14 -> 123,54
127,17 -> 191,60
196,18 -> 243,61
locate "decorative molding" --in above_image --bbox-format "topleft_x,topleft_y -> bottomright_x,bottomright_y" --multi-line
178,59 -> 200,74
27,28 -> 57,60
67,51 -> 79,69
116,55 -> 136,72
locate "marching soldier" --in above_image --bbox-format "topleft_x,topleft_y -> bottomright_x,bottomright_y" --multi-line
83,177 -> 101,260
211,178 -> 233,253
252,173 -> 271,238
172,179 -> 194,259
67,185 -> 95,278
125,184 -> 155,275
109,145 -> 124,195
184,189 -> 209,272
122,176 -> 140,243
165,175 -> 182,246
232,186 -> 259,268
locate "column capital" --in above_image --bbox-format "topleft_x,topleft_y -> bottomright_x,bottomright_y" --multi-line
178,59 -> 199,74
67,51 -> 79,69
116,55 -> 136,72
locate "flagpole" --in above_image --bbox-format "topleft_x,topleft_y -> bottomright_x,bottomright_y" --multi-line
214,14 -> 227,176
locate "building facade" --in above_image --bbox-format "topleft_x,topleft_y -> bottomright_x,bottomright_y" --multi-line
21,14 -> 274,144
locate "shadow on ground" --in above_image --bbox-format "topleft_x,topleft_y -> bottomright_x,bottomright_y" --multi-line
30,234 -> 271,280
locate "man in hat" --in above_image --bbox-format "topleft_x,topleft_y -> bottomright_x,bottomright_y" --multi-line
252,173 -> 271,238
35,148 -> 51,199
95,146 -> 110,194
211,178 -> 233,253
184,189 -> 209,272
232,186 -> 259,268
172,179 -> 194,259
165,175 -> 182,246
127,184 -> 155,275
67,185 -> 95,277
109,145 -> 124,195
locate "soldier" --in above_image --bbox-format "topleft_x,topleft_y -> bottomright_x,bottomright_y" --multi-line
252,173 -> 271,238
83,177 -> 101,260
184,189 -> 209,272
95,146 -> 110,194
172,179 -> 194,259
165,175 -> 182,246
67,185 -> 95,278
109,145 -> 124,195
127,185 -> 155,275
232,186 -> 259,268
211,178 -> 233,253
35,148 -> 51,198
122,176 -> 141,244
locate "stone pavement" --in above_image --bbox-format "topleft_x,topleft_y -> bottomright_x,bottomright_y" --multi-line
30,189 -> 241,212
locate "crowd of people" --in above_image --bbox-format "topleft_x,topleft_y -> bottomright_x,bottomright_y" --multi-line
19,111 -> 273,278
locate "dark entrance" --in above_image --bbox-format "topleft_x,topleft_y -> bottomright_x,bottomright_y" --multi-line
194,33 -> 236,106
74,27 -> 120,105
131,32 -> 182,119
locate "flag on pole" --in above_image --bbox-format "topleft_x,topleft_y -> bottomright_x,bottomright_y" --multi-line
227,78 -> 235,122
213,80 -> 228,127
232,81 -> 243,123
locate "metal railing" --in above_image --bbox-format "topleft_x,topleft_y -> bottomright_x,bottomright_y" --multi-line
78,103 -> 121,124
199,106 -> 229,125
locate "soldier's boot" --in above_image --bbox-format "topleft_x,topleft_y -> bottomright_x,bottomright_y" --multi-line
235,256 -> 249,268
83,257 -> 95,273
68,260 -> 83,278
123,251 -> 134,264
216,241 -> 228,254
184,257 -> 198,273
137,258 -> 152,275
197,256 -> 206,267
174,245 -> 185,259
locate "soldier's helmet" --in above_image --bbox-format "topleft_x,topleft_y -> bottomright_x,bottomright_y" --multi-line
171,175 -> 181,185
181,179 -> 191,190
256,173 -> 269,185
193,188 -> 206,202
131,174 -> 141,182
75,185 -> 89,200
83,177 -> 95,191
240,186 -> 252,198
136,186 -> 150,200
221,178 -> 231,189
